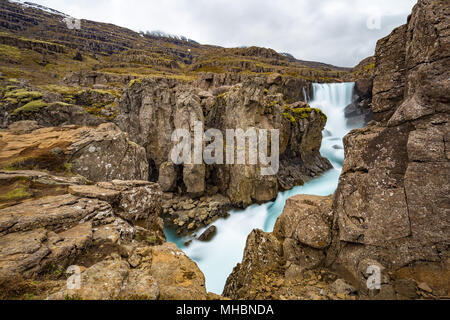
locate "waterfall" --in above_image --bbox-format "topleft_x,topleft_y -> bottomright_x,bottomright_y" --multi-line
309,82 -> 355,167
165,82 -> 357,295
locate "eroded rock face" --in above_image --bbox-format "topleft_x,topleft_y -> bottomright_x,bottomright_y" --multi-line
225,0 -> 449,300
0,174 -> 165,290
330,0 -> 450,294
9,103 -> 105,128
0,123 -> 149,182
224,195 -> 333,299
345,78 -> 374,127
274,195 -> 333,250
148,243 -> 207,300
223,229 -> 284,299
48,243 -> 207,300
116,76 -> 331,210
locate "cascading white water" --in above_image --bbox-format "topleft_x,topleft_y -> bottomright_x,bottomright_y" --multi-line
165,82 -> 358,295
310,82 -> 356,167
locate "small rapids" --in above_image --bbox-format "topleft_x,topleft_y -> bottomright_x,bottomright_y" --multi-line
165,82 -> 359,294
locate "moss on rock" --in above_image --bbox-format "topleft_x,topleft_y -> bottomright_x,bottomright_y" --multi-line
0,187 -> 32,202
283,106 -> 327,123
12,100 -> 48,115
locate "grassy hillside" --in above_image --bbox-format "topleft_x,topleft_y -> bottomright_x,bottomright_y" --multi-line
0,0 -> 360,89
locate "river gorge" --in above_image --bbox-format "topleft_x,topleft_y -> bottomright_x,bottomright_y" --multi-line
165,82 -> 360,294
0,0 -> 448,301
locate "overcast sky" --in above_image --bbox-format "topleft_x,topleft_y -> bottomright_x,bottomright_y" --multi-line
26,0 -> 417,67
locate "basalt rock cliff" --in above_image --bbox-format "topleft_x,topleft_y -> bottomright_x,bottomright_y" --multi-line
224,0 -> 449,300
115,76 -> 332,206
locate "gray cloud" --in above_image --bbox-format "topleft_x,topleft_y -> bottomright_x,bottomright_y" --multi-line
26,0 -> 417,67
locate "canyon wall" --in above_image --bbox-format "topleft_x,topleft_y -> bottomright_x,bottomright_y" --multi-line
330,0 -> 449,293
225,0 -> 449,299
115,75 -> 331,209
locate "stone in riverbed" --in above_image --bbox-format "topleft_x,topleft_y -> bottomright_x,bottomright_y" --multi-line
198,226 -> 217,242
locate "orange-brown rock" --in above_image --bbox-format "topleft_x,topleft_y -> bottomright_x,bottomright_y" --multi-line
0,123 -> 149,182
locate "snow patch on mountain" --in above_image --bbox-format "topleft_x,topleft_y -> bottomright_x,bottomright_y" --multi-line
8,0 -> 70,17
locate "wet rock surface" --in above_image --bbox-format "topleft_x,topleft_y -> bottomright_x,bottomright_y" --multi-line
345,78 -> 374,127
198,226 -> 217,242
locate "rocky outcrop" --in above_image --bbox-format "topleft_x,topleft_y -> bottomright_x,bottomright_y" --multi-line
48,242 -> 207,300
223,195 -> 336,299
0,34 -> 66,54
371,25 -> 408,123
63,71 -> 139,87
330,0 -> 450,297
0,169 -> 94,210
0,81 -> 119,129
162,193 -> 231,236
194,72 -> 312,103
8,103 -> 105,128
115,76 -> 331,212
0,173 -> 169,295
0,122 -> 149,182
225,0 -> 450,300
0,170 -> 209,300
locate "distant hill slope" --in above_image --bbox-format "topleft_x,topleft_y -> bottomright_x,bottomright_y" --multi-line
0,0 -> 363,87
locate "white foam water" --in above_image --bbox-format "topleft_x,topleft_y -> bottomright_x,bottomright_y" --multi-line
165,82 -> 358,294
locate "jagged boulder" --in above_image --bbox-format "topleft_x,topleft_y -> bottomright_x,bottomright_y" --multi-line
223,229 -> 284,299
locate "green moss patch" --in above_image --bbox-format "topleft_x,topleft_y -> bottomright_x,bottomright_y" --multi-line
128,78 -> 142,88
0,187 -> 31,202
12,100 -> 48,115
4,89 -> 43,103
283,107 -> 327,123
0,45 -> 23,62
52,101 -> 72,107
